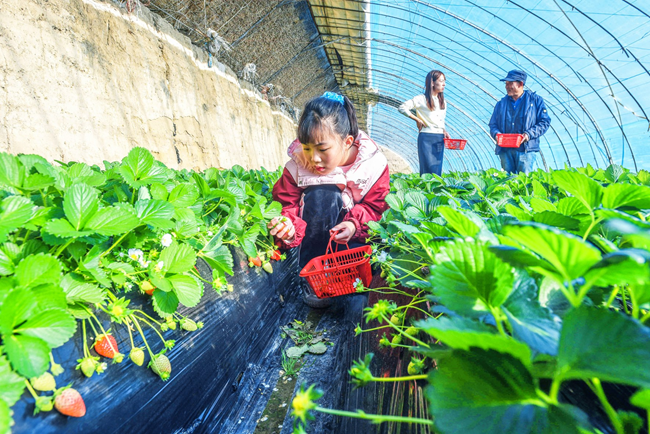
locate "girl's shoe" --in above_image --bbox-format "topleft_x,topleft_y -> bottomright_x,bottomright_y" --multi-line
301,282 -> 333,309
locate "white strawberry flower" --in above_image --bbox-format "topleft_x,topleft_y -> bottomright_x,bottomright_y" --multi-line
155,261 -> 164,273
161,233 -> 173,247
128,248 -> 143,261
376,251 -> 389,263
353,278 -> 364,290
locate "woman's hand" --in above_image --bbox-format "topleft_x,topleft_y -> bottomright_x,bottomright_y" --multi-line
268,217 -> 295,243
444,130 -> 450,139
330,221 -> 356,244
415,118 -> 426,132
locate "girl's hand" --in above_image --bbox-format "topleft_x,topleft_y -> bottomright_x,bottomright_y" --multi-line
330,221 -> 356,244
415,118 -> 426,132
444,130 -> 450,139
268,217 -> 295,243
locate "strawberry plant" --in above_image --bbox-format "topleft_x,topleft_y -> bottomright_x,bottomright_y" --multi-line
0,148 -> 287,430
293,165 -> 650,434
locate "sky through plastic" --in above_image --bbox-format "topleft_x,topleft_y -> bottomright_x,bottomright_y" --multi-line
361,0 -> 650,172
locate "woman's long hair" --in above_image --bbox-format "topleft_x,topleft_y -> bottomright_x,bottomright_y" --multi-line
424,70 -> 446,111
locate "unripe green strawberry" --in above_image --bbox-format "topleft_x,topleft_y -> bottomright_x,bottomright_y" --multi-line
166,318 -> 177,330
35,396 -> 54,414
129,347 -> 145,366
262,261 -> 273,274
391,334 -> 402,346
76,357 -> 98,378
408,361 -> 420,375
181,318 -> 197,331
405,326 -> 418,336
150,354 -> 171,381
30,372 -> 56,392
389,314 -> 401,325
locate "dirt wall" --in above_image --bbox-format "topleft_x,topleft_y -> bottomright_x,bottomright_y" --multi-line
0,0 -> 297,170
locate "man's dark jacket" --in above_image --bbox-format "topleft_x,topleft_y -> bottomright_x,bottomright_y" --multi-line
489,90 -> 551,154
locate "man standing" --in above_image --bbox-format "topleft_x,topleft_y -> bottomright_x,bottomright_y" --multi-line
489,70 -> 551,174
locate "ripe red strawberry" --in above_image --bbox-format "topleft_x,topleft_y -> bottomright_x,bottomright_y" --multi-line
141,280 -> 155,296
54,388 -> 86,417
150,354 -> 172,381
248,256 -> 262,267
94,334 -> 119,359
270,250 -> 282,261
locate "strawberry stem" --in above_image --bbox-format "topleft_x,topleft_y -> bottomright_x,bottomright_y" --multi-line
133,315 -> 167,345
130,315 -> 155,359
126,317 -> 136,350
24,380 -> 39,400
82,320 -> 90,358
132,309 -> 163,327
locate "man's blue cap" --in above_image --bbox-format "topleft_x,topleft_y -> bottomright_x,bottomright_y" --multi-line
500,70 -> 527,84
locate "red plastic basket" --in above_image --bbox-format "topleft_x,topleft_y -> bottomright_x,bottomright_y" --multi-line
299,234 -> 373,299
496,133 -> 524,148
444,138 -> 467,150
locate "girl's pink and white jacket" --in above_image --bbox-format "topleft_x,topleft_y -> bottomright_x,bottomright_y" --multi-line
272,130 -> 390,248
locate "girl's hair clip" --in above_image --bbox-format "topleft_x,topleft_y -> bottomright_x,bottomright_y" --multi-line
322,91 -> 345,105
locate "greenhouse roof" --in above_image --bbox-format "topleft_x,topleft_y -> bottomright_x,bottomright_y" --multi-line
307,0 -> 650,172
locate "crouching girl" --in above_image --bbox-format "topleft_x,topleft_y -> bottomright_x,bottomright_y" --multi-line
268,92 -> 390,308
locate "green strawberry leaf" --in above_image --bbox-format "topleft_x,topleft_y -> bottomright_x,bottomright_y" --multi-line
602,183 -> 650,210
0,196 -> 35,242
437,206 -> 480,237
557,307 -> 650,388
14,308 -> 76,348
200,245 -> 234,276
43,219 -> 94,238
167,183 -> 200,208
160,243 -> 196,274
502,272 -> 560,356
552,170 -> 603,212
63,183 -> 99,230
15,254 -> 62,288
428,348 -> 583,434
4,334 -> 50,378
0,248 -> 15,276
431,241 -> 514,317
416,316 -> 531,366
0,397 -> 11,434
60,274 -> 106,304
169,274 -> 203,307
86,204 -> 141,235
238,224 -> 261,258
0,288 -> 37,336
0,153 -> 25,189
149,183 -> 169,201
532,211 -> 580,231
503,223 -> 601,283
119,147 -> 169,187
152,290 -> 179,316
0,355 -> 25,406
135,199 -> 175,229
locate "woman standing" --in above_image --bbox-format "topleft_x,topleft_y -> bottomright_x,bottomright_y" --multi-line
398,70 -> 449,175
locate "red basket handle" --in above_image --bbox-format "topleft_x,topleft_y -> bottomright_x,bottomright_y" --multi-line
324,231 -> 349,271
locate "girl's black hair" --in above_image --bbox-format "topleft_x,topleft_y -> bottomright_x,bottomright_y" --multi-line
297,94 -> 359,144
424,70 -> 446,111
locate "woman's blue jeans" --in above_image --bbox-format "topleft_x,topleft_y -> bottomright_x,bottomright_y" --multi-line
417,132 -> 445,176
